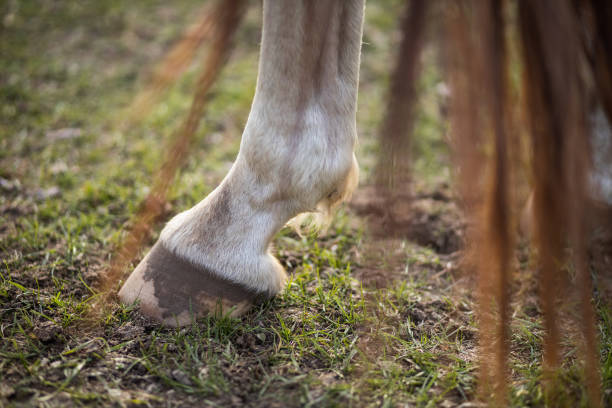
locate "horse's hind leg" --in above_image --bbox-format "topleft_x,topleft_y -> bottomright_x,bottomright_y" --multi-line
118,0 -> 364,326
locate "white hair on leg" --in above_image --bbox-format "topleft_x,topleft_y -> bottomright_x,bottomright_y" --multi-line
287,153 -> 359,236
119,0 -> 365,324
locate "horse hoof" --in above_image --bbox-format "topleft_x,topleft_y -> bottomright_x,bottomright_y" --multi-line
118,242 -> 262,326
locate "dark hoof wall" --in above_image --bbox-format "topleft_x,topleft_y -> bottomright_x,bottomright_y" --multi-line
118,242 -> 262,327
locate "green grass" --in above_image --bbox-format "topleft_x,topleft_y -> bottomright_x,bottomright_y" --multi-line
1,0 -> 610,407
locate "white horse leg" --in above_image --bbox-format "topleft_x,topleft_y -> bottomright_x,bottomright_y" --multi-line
118,0 -> 365,326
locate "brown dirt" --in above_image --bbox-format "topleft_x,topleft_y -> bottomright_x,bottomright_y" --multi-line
350,183 -> 465,255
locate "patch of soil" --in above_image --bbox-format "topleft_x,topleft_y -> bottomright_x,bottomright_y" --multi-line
350,183 -> 465,255
589,224 -> 612,308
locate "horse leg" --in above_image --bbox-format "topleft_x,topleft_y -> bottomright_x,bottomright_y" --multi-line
118,0 -> 365,326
